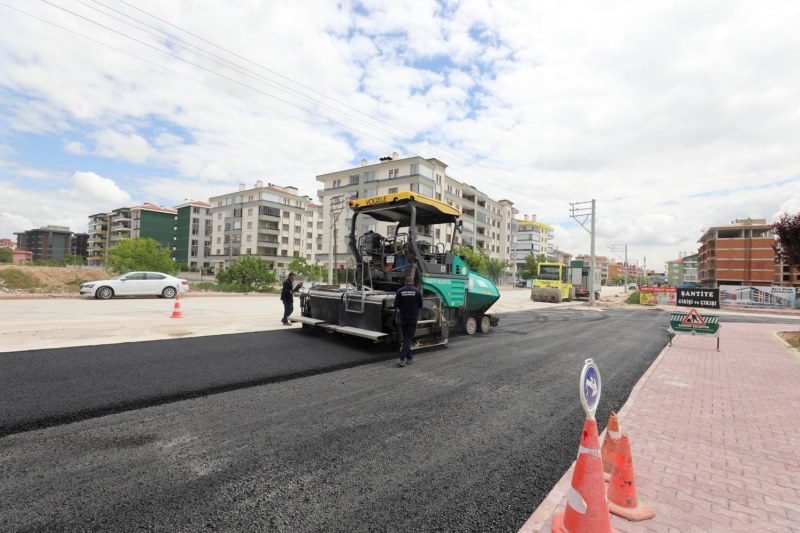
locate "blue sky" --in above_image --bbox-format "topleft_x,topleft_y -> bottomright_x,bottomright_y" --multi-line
1,0 -> 800,269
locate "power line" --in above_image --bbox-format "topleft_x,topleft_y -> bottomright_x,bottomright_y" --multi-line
98,0 -> 571,202
8,1 -> 571,204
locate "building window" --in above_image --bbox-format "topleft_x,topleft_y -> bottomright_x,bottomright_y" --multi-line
217,212 -> 222,219
247,221 -> 252,229
388,187 -> 398,194
364,171 -> 376,182
295,213 -> 302,221
247,208 -> 253,216
294,238 -> 301,245
332,179 -> 341,188
282,237 -> 289,244
258,206 -> 280,217
283,212 -> 290,218
246,235 -> 252,242
349,174 -> 359,185
282,224 -> 289,231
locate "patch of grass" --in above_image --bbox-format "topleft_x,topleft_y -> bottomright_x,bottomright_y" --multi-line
0,268 -> 42,291
626,290 -> 640,304
778,331 -> 800,349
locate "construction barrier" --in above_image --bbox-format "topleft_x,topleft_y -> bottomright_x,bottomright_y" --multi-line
607,433 -> 655,522
551,417 -> 616,533
600,411 -> 620,481
170,294 -> 183,319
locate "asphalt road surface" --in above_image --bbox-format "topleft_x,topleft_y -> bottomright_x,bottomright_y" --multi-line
0,308 -> 750,532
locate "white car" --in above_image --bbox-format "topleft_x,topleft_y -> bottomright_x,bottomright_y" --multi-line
80,272 -> 189,300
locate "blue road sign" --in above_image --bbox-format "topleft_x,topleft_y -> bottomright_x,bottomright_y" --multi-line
579,359 -> 601,419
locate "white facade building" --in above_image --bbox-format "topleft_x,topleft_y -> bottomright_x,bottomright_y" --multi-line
315,154 -> 522,277
209,182 -> 323,276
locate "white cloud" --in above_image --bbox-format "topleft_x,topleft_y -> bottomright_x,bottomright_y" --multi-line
64,140 -> 83,154
70,171 -> 132,205
94,130 -> 153,164
0,212 -> 32,234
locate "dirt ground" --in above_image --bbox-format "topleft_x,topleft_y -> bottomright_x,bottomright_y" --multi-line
0,265 -> 109,294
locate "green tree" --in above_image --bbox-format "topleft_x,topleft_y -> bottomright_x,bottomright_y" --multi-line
216,256 -> 276,291
485,257 -> 510,283
773,212 -> 800,271
287,257 -> 310,277
106,238 -> 178,274
453,245 -> 488,275
287,257 -> 327,282
60,253 -> 85,267
0,247 -> 12,263
518,252 -> 546,280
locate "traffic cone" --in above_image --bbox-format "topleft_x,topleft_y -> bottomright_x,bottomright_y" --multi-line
607,433 -> 655,521
552,417 -> 617,533
169,293 -> 183,319
601,411 -> 621,481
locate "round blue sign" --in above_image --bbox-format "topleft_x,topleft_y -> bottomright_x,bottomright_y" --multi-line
579,359 -> 601,419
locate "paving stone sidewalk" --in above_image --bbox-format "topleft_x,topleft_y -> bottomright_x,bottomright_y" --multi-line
521,322 -> 800,532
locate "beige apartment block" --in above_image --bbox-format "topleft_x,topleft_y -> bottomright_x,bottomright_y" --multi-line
87,207 -> 132,267
315,153 -> 520,276
209,181 -> 322,277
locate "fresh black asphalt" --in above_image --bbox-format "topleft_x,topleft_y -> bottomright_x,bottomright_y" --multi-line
2,309 -> 792,532
0,326 -> 397,436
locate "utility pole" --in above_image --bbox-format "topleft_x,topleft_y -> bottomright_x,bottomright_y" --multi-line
610,244 -> 629,291
327,195 -> 344,285
570,199 -> 597,304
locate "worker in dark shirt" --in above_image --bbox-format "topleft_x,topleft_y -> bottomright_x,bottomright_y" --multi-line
280,272 -> 296,326
394,274 -> 423,367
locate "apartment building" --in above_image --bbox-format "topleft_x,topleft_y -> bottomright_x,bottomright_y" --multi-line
71,233 -> 89,260
666,253 -> 699,286
607,260 -> 641,283
87,204 -> 177,268
698,218 -> 775,287
131,203 -> 177,248
697,218 -> 800,287
315,154 -> 518,272
14,225 -> 72,262
209,181 -> 321,276
174,200 -> 213,271
511,215 -> 555,274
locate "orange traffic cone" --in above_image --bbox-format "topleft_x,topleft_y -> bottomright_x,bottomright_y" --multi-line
552,417 -> 617,533
170,293 -> 183,319
607,433 -> 655,521
601,411 -> 621,481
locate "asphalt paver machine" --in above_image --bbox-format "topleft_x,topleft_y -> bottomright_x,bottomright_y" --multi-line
293,192 -> 500,350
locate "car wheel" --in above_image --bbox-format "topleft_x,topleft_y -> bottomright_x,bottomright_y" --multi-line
96,286 -> 114,300
479,315 -> 491,334
465,316 -> 477,335
162,286 -> 177,299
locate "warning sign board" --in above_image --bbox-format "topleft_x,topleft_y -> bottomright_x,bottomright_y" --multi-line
669,308 -> 720,335
681,309 -> 705,326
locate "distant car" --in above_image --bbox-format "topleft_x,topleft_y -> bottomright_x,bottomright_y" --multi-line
514,279 -> 528,288
627,283 -> 638,290
80,272 -> 189,300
